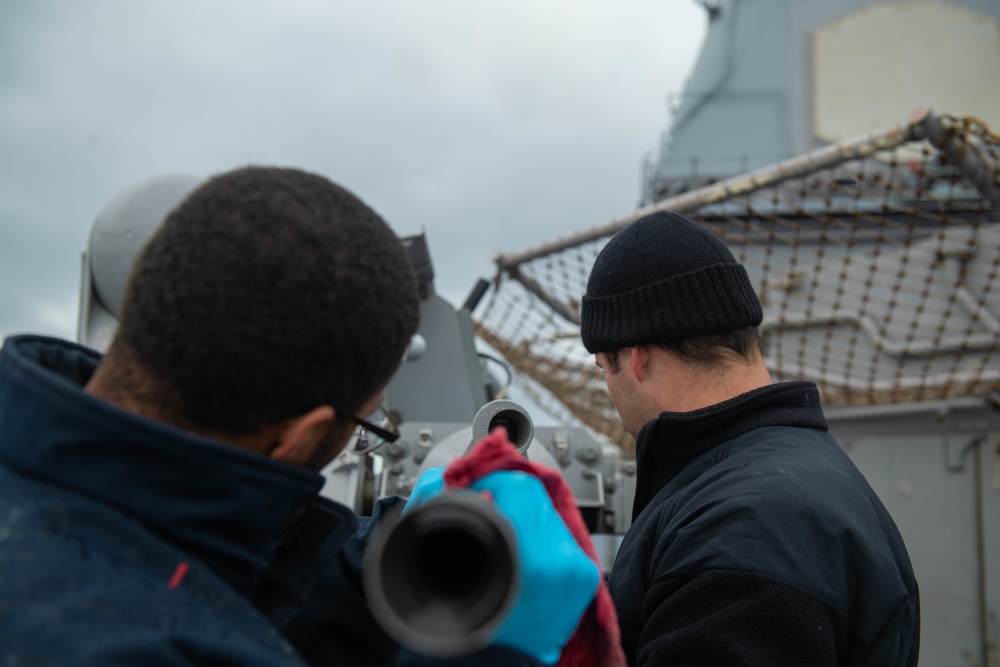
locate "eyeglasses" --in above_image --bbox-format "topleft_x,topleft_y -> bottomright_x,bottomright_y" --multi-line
344,404 -> 400,455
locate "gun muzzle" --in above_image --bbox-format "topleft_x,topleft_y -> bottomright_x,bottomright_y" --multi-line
363,493 -> 519,657
472,400 -> 534,454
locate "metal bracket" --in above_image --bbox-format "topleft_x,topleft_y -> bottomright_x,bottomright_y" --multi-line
945,436 -> 982,473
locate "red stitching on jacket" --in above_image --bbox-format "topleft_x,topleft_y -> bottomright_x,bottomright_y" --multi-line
168,561 -> 189,589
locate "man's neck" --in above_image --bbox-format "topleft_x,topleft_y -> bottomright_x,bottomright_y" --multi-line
84,358 -> 276,455
647,351 -> 773,414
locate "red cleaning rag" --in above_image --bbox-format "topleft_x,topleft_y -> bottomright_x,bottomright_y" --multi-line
444,428 -> 627,667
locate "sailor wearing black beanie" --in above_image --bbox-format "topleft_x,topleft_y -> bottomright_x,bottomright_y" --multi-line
585,210 -> 920,667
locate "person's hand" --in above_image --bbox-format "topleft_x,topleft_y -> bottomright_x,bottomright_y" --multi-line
472,470 -> 599,664
403,468 -> 600,665
403,466 -> 447,515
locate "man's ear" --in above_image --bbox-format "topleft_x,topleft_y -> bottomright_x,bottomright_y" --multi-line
269,405 -> 336,464
631,345 -> 651,382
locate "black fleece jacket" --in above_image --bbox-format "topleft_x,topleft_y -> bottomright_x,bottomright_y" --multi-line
607,381 -> 920,667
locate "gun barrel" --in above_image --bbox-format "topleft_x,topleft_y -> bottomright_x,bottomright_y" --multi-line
363,493 -> 519,657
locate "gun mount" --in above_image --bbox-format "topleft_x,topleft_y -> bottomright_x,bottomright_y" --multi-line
325,396 -> 635,573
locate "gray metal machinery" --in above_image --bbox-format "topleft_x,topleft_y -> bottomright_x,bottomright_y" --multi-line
77,173 -> 203,351
643,0 -> 1000,204
474,2 -> 1000,664
316,234 -> 636,572
77,174 -> 636,577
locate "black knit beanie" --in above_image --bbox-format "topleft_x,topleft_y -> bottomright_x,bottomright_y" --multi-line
581,211 -> 762,353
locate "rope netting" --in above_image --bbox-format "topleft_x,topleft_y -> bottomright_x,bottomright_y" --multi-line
474,111 -> 1000,454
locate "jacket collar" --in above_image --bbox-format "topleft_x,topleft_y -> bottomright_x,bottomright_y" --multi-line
0,335 -> 356,599
632,381 -> 828,519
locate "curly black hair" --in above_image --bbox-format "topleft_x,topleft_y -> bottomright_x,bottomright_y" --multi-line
109,166 -> 420,432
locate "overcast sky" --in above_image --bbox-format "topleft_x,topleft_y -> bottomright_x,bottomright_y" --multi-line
0,0 -> 705,340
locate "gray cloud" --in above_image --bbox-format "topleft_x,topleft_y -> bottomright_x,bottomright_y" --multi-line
0,0 -> 705,338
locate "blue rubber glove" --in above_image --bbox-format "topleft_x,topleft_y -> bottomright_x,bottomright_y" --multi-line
403,467 -> 447,515
403,467 -> 600,665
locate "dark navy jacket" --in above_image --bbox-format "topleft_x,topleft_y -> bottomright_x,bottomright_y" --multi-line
608,382 -> 920,667
0,336 -> 539,667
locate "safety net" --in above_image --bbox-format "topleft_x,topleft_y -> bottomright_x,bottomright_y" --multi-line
473,109 -> 1000,453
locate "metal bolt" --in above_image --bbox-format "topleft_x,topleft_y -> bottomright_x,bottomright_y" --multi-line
418,428 -> 434,448
578,442 -> 600,463
623,462 -> 636,476
413,450 -> 426,465
935,407 -> 948,424
389,463 -> 404,475
385,440 -> 408,458
581,468 -> 597,480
